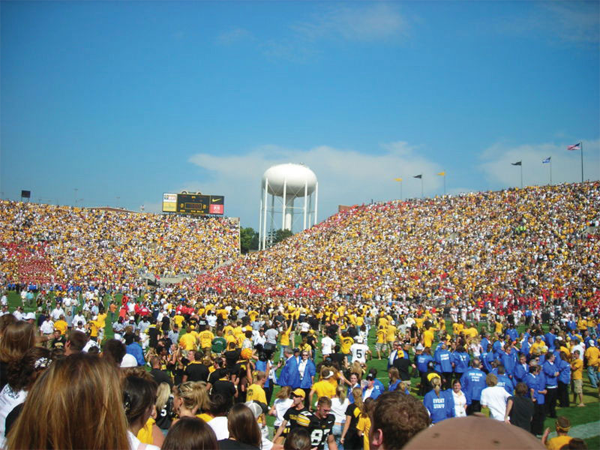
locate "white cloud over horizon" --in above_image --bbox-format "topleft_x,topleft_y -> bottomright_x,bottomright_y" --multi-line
479,139 -> 600,188
181,142 -> 444,228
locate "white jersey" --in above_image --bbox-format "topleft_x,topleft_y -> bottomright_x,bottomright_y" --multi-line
321,336 -> 335,356
350,343 -> 370,363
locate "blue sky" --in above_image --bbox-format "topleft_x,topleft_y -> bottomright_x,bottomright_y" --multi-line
1,1 -> 599,229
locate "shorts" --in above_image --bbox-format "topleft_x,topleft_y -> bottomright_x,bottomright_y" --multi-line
376,343 -> 386,351
573,379 -> 583,394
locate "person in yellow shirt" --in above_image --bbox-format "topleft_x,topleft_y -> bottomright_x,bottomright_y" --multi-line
357,397 -> 375,450
386,322 -> 397,353
198,327 -> 214,353
54,315 -> 68,336
375,326 -> 387,360
179,328 -> 197,351
308,370 -> 336,408
423,325 -> 435,349
584,341 -> 599,390
339,332 -> 354,362
542,417 -> 572,450
246,371 -> 268,404
570,350 -> 584,406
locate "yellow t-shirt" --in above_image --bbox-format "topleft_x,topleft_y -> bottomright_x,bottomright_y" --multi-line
376,328 -> 386,344
546,435 -> 572,450
571,359 -> 583,380
54,320 -> 68,335
280,329 -> 291,347
246,383 -> 267,404
386,325 -> 397,343
199,330 -> 214,349
357,416 -> 371,450
423,329 -> 435,348
179,333 -> 196,351
341,337 -> 354,355
585,347 -> 599,367
313,380 -> 336,400
137,417 -> 156,444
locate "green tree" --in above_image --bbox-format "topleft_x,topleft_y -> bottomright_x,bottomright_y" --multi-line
273,228 -> 293,244
240,227 -> 259,254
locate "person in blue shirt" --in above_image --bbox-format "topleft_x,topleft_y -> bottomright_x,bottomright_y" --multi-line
513,353 -> 529,383
416,346 -> 434,395
506,324 -> 518,343
525,364 -> 546,436
480,333 -> 490,355
434,342 -> 453,389
496,365 -> 514,394
460,358 -> 486,415
557,351 -> 571,408
452,345 -> 470,377
500,344 -> 517,378
278,347 -> 301,389
543,353 -> 560,418
520,335 -> 533,359
481,343 -> 495,373
545,328 -> 557,353
423,377 -> 454,424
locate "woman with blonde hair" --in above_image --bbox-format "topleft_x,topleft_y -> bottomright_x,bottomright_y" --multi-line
0,321 -> 36,390
173,381 -> 212,422
340,386 -> 364,450
331,384 -> 350,450
269,385 -> 293,431
6,352 -> 130,450
155,382 -> 175,434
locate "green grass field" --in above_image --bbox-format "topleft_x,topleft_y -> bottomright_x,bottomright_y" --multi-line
6,290 -> 600,446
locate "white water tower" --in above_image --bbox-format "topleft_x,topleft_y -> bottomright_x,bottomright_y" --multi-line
259,163 -> 318,250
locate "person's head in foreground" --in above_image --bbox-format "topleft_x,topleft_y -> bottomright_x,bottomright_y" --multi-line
6,352 -> 130,450
162,416 -> 218,450
403,415 -> 545,449
369,391 -> 430,450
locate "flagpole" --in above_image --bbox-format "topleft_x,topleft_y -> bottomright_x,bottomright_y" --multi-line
401,180 -> 403,201
520,164 -> 523,189
443,175 -> 446,196
580,142 -> 584,183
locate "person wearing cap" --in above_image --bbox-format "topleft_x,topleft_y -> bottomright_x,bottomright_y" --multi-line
542,416 -> 573,450
272,389 -> 308,444
584,340 -> 599,390
363,373 -> 383,401
308,369 -> 336,410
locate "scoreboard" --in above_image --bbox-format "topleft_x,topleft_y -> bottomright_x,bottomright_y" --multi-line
162,193 -> 224,215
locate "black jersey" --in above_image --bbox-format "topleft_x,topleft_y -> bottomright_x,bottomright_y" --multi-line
282,405 -> 308,435
296,411 -> 335,450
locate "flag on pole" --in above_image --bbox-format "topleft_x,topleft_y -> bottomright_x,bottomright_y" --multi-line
413,174 -> 422,179
437,172 -> 446,176
394,178 -> 403,182
567,143 -> 581,151
542,157 -> 551,164
511,161 -> 522,166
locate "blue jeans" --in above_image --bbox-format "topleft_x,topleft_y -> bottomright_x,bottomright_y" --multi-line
327,423 -> 344,450
588,365 -> 598,388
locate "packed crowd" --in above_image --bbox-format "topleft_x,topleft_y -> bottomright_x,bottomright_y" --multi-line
194,182 -> 600,312
0,285 -> 597,450
0,182 -> 598,449
0,201 -> 239,286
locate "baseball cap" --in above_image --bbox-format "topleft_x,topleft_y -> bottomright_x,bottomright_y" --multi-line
120,354 -> 138,368
292,388 -> 306,398
416,344 -> 425,351
322,370 -> 334,379
245,401 -> 267,419
405,416 -> 544,449
366,373 -> 375,381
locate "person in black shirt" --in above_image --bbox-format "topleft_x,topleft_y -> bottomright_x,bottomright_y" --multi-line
183,350 -> 209,383
212,369 -> 237,400
272,389 -> 308,443
505,382 -> 535,433
149,356 -> 173,387
296,396 -> 337,450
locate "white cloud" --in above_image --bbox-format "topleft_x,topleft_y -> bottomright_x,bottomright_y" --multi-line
293,3 -> 409,43
479,139 -> 600,188
186,142 -> 443,228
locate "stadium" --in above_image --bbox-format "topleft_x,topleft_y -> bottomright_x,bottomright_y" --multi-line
0,181 -> 599,449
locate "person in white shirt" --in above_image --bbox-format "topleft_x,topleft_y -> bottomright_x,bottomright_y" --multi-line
481,373 -> 511,421
40,317 -> 55,336
451,379 -> 468,417
321,334 -> 335,357
50,306 -> 65,322
350,336 -> 371,364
